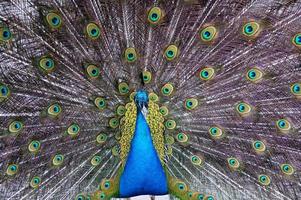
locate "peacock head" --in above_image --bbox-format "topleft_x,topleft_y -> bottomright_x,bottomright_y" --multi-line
134,90 -> 149,110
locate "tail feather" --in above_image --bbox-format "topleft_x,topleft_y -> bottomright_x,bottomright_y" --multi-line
1,0 -> 301,199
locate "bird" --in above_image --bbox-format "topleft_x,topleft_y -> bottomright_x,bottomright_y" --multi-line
0,0 -> 301,199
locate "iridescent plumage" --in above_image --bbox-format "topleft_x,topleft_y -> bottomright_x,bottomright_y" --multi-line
0,0 -> 301,200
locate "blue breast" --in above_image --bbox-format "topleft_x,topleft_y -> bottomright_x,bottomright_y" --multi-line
119,110 -> 168,197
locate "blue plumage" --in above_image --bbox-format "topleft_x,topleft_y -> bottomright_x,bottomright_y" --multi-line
119,109 -> 168,197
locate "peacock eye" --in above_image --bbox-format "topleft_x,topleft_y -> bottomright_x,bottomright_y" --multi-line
164,45 -> 179,61
30,176 -> 41,188
99,192 -> 106,199
6,164 -> 18,176
109,118 -> 119,129
9,120 -> 24,134
67,123 -> 80,137
177,182 -> 187,191
199,67 -> 215,81
39,57 -> 55,73
85,64 -> 100,79
188,191 -> 193,198
91,155 -> 101,166
191,155 -> 203,166
52,154 -> 64,166
276,119 -> 291,133
291,83 -> 301,96
0,27 -> 12,41
242,21 -> 260,38
149,92 -> 159,102
189,192 -> 203,200
46,12 -> 62,29
161,83 -> 174,96
142,71 -> 152,84
292,33 -> 301,48
118,82 -> 130,95
148,7 -> 163,24
205,195 -> 215,200
159,106 -> 169,116
176,132 -> 189,143
165,119 -> 176,130
184,98 -> 198,110
0,84 -> 11,101
280,163 -> 294,175
86,22 -> 101,39
235,102 -> 252,116
209,126 -> 223,139
75,194 -> 85,200
47,103 -> 62,117
197,194 -> 205,200
96,133 -> 107,144
246,68 -> 263,82
116,105 -> 126,116
227,157 -> 240,170
199,25 -> 218,43
94,97 -> 106,110
104,182 -> 110,188
100,179 -> 111,190
124,47 -> 137,62
252,140 -> 266,153
258,174 -> 270,186
28,140 -> 41,153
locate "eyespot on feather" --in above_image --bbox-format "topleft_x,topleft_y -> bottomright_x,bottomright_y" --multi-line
124,47 -> 138,63
199,25 -> 218,44
198,67 -> 215,81
0,26 -> 13,42
85,64 -> 100,79
252,140 -> 266,154
242,21 -> 261,39
45,11 -> 62,29
292,33 -> 301,48
37,56 -> 56,74
291,82 -> 301,97
227,157 -> 240,171
208,126 -> 224,139
86,22 -> 101,40
30,176 -> 42,189
6,164 -> 19,176
235,102 -> 252,117
28,140 -> 41,154
0,83 -> 10,101
47,102 -> 62,118
246,68 -> 263,83
52,154 -> 64,166
161,83 -> 174,96
8,120 -> 24,134
148,7 -> 164,25
258,174 -> 271,186
164,45 -> 179,61
276,118 -> 292,134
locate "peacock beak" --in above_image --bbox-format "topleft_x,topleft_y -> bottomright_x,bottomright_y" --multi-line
134,90 -> 149,110
136,101 -> 148,110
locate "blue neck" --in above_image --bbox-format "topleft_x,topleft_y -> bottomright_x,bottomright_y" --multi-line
119,109 -> 168,197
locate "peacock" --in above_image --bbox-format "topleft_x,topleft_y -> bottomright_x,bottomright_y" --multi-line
0,0 -> 301,199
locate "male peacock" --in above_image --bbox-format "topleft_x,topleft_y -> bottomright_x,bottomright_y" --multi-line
0,0 -> 301,200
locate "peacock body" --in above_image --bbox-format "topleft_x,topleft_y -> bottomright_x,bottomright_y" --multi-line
0,0 -> 301,200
